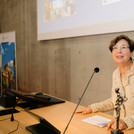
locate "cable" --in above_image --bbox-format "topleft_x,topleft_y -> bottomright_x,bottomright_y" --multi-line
0,118 -> 19,134
8,120 -> 19,134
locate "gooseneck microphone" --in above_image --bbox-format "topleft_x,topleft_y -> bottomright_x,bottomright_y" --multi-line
63,67 -> 100,134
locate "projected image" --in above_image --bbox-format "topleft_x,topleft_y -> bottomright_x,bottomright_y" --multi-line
43,0 -> 76,22
103,0 -> 122,5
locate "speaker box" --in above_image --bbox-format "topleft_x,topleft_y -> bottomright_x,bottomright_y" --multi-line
0,94 -> 16,107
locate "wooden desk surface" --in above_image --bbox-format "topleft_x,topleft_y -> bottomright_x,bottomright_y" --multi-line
0,101 -> 134,134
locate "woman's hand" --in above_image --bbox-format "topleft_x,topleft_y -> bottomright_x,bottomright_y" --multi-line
107,119 -> 128,130
75,106 -> 92,114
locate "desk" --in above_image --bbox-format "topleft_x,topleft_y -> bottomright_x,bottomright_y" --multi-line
0,101 -> 134,134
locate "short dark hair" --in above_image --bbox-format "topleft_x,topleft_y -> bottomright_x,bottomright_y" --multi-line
109,35 -> 134,52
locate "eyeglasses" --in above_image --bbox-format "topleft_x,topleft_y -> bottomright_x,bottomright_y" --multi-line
112,46 -> 129,51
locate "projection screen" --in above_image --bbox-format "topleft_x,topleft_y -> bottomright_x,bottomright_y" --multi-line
37,0 -> 134,40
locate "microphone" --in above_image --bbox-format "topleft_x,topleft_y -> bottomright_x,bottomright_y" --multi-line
94,67 -> 99,73
63,67 -> 100,134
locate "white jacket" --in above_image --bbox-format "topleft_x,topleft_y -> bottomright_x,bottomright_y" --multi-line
90,63 -> 134,129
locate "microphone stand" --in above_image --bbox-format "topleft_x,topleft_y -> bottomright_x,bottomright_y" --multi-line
111,88 -> 127,134
11,98 -> 20,121
63,67 -> 99,134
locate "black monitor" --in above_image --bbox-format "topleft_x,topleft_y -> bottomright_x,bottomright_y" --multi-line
7,89 -> 65,109
25,109 -> 60,134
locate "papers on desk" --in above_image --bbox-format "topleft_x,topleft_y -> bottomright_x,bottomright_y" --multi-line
82,115 -> 111,127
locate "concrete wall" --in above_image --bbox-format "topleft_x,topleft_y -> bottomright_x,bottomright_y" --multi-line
0,0 -> 134,107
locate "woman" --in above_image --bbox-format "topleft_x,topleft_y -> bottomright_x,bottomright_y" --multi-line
76,35 -> 134,130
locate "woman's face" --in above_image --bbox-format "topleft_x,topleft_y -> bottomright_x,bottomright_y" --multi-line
112,39 -> 133,65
